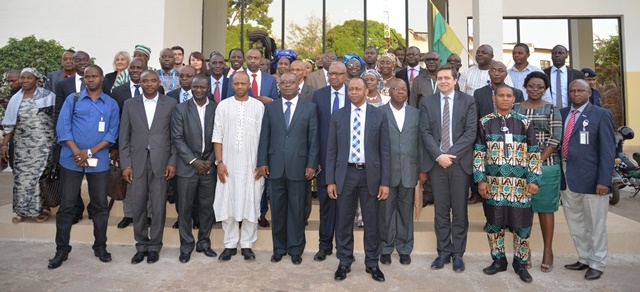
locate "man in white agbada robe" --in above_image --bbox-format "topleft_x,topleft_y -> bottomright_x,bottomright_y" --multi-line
212,72 -> 265,260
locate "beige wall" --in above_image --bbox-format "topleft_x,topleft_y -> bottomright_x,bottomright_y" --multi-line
163,0 -> 204,59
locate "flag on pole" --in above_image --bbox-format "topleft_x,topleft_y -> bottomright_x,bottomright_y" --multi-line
431,1 -> 464,65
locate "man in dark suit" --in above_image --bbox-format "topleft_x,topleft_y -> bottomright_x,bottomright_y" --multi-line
207,52 -> 230,103
307,52 -> 337,89
167,65 -> 212,104
560,79 -> 615,280
45,49 -> 75,93
475,61 -> 525,122
257,72 -> 319,265
543,45 -> 585,108
326,77 -> 391,282
311,61 -> 348,261
119,70 -> 177,264
379,79 -> 427,266
395,46 -> 426,96
409,51 -> 440,108
171,75 -> 218,263
420,64 -> 477,273
227,49 -> 278,103
223,48 -> 245,78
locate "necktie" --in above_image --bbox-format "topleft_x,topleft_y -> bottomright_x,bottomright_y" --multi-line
555,68 -> 563,108
251,73 -> 259,97
332,92 -> 340,114
441,96 -> 451,152
79,77 -> 86,92
350,108 -> 362,163
562,109 -> 579,158
182,92 -> 190,103
214,81 -> 221,103
134,85 -> 141,96
410,68 -> 416,88
284,101 -> 292,129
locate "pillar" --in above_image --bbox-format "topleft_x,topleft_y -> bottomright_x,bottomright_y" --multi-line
472,0 -> 504,62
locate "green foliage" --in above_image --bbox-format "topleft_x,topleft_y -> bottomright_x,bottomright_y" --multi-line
326,20 -> 405,57
594,35 -> 621,86
286,15 -> 329,61
227,0 -> 274,31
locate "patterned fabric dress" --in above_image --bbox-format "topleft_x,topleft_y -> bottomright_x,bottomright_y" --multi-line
473,110 -> 542,266
6,98 -> 55,217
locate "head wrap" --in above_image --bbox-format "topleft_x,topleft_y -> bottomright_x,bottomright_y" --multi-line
20,68 -> 43,79
379,53 -> 397,66
134,45 -> 151,57
272,49 -> 298,70
360,69 -> 384,92
343,53 -> 365,69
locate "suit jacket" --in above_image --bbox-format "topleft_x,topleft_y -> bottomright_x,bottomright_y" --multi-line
227,71 -> 279,100
110,82 -> 164,113
119,94 -> 178,178
382,103 -> 423,188
325,103 -> 391,196
54,76 -> 114,118
408,71 -> 439,109
312,85 -> 348,170
222,67 -> 246,78
419,91 -> 477,174
104,71 -> 118,90
396,66 -> 427,97
206,70 -> 231,101
167,88 -> 214,104
298,83 -> 316,102
45,69 -> 65,93
474,84 -> 524,120
543,66 -> 585,100
560,103 -> 615,193
306,69 -> 327,90
257,98 -> 319,181
171,99 -> 217,177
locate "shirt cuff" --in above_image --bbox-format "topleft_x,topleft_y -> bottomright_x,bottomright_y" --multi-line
189,158 -> 196,165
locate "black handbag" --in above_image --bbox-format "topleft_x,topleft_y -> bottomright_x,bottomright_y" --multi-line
39,162 -> 61,208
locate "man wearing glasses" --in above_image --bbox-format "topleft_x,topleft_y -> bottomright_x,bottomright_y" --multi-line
395,46 -> 426,96
409,51 -> 442,108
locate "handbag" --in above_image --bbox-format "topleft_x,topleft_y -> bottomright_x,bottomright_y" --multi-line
39,162 -> 61,208
108,159 -> 127,200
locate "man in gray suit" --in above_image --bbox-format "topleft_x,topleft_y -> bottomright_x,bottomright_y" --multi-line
45,49 -> 75,93
420,64 -> 477,273
258,72 -> 319,265
379,79 -> 427,266
120,70 -> 177,265
306,51 -> 337,89
408,51 -> 441,108
171,75 -> 218,263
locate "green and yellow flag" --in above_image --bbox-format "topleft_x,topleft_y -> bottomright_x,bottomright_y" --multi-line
431,1 -> 464,65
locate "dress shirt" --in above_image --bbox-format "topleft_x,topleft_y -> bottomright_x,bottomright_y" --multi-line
211,75 -> 224,95
564,102 -> 588,129
227,67 -> 244,78
459,66 -> 514,96
179,88 -> 192,103
508,63 -> 545,100
547,65 -> 568,108
249,69 -> 262,96
75,74 -> 83,93
56,90 -> 120,172
282,95 -> 299,126
158,69 -> 179,92
406,65 -> 421,80
348,102 -> 367,163
194,98 -> 209,155
440,92 -> 454,150
143,93 -> 159,129
330,86 -> 346,113
298,81 -> 305,93
129,81 -> 141,97
390,103 -> 406,132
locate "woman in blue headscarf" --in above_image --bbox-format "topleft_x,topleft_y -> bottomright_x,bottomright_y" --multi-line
343,53 -> 365,84
272,49 -> 298,83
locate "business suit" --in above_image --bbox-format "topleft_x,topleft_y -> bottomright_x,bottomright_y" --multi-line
258,97 -> 319,257
408,71 -> 438,109
222,67 -> 246,79
45,69 -> 65,93
112,83 -> 165,111
326,102 -> 391,268
167,88 -> 213,103
311,85 -> 347,253
119,94 -> 177,253
379,103 -> 422,256
206,71 -> 231,102
227,71 -> 279,100
298,83 -> 316,102
543,66 -> 584,107
396,66 -> 426,96
474,84 -> 524,120
420,91 -> 477,258
560,103 -> 615,272
306,69 -> 328,90
171,98 -> 217,254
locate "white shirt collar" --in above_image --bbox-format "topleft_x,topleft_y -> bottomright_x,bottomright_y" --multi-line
390,103 -> 406,112
351,101 -> 367,112
554,65 -> 567,73
193,97 -> 209,108
143,93 -> 159,102
283,95 -> 299,106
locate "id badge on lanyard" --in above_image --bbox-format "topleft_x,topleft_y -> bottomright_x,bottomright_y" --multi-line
580,120 -> 589,145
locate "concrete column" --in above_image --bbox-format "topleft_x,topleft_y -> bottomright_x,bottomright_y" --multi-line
472,0 -> 504,63
163,0 -> 204,58
569,19 -> 594,70
203,0 -> 228,57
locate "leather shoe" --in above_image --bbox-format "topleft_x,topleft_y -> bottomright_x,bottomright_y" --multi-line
196,246 -> 217,257
334,265 -> 351,281
564,261 -> 589,271
94,248 -> 112,263
365,266 -> 386,282
131,251 -> 147,264
271,253 -> 284,262
515,267 -> 533,283
47,251 -> 68,269
218,248 -> 237,261
193,221 -> 200,230
179,252 -> 191,263
380,254 -> 392,265
452,255 -> 465,272
313,249 -> 332,261
117,217 -> 132,229
291,255 -> 302,265
483,258 -> 508,275
584,268 -> 603,280
258,216 -> 270,228
241,248 -> 255,260
468,196 -> 483,204
147,251 -> 159,264
430,255 -> 451,269
172,221 -> 179,229
147,217 -> 152,227
399,254 -> 411,265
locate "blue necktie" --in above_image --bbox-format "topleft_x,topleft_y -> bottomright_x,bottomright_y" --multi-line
182,92 -> 190,103
134,85 -> 141,96
351,108 -> 362,163
284,101 -> 292,129
332,91 -> 340,113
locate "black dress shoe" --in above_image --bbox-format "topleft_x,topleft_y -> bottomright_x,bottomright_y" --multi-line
117,217 -> 133,229
430,255 -> 451,269
380,254 -> 392,265
452,256 -> 465,272
313,249 -> 332,261
334,265 -> 351,281
167,194 -> 175,204
218,248 -> 237,261
147,251 -> 159,263
564,261 -> 589,271
47,251 -> 68,269
147,217 -> 152,227
483,258 -> 508,275
584,268 -> 603,280
468,196 -> 483,204
94,248 -> 112,263
193,221 -> 200,230
179,252 -> 191,263
196,246 -> 217,257
241,248 -> 255,260
399,254 -> 411,265
258,216 -> 270,227
515,267 -> 533,283
172,221 -> 179,229
365,266 -> 386,282
131,251 -> 147,264
271,253 -> 284,262
291,255 -> 302,265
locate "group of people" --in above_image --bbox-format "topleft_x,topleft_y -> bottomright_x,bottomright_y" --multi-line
0,41 -> 614,284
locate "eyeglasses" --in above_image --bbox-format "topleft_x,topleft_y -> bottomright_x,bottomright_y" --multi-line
489,68 -> 506,73
425,58 -> 440,62
327,72 -> 346,77
278,81 -> 297,86
569,89 -> 589,94
526,84 -> 546,91
390,87 -> 408,92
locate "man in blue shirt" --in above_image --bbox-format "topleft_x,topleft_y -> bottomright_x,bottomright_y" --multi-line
48,65 -> 120,269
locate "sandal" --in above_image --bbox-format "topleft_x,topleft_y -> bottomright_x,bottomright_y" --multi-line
541,263 -> 553,273
12,216 -> 25,223
36,209 -> 51,223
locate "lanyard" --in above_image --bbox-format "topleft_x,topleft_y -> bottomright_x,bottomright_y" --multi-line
159,70 -> 178,91
430,78 -> 437,92
88,98 -> 104,116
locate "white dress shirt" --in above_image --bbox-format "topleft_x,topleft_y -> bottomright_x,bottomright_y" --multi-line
211,75 -> 224,95
440,92 -> 454,150
282,95 -> 298,126
226,67 -> 244,78
391,103 -> 406,132
143,93 -> 159,129
129,81 -> 141,97
406,65 -> 421,81
195,98 -> 209,154
547,65 -> 568,108
330,86 -> 346,113
349,102 -> 367,163
75,74 -> 83,93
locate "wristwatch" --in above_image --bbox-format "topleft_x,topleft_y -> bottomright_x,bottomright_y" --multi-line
214,160 -> 223,166
87,149 -> 93,158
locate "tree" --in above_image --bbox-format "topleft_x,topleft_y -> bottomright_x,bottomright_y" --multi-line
286,15 -> 330,60
227,0 -> 273,30
326,20 -> 406,57
594,35 -> 620,86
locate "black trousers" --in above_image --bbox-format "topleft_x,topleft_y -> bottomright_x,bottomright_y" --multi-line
176,173 -> 215,253
55,167 -> 109,253
317,171 -> 338,251
269,177 -> 308,256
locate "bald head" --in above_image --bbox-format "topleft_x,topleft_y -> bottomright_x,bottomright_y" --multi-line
476,44 -> 494,68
